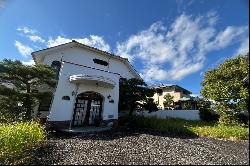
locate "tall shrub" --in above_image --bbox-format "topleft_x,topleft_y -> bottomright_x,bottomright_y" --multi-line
201,54 -> 249,125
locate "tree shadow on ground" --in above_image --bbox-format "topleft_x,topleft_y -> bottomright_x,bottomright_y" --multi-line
49,125 -> 199,141
30,143 -> 63,165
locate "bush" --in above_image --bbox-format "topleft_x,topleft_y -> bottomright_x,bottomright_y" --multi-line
191,123 -> 249,140
142,98 -> 158,113
0,96 -> 27,123
0,121 -> 46,165
236,112 -> 249,126
218,111 -> 239,125
216,104 -> 249,126
199,109 -> 219,122
197,99 -> 219,122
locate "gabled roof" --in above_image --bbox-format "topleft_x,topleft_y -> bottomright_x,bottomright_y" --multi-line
150,84 -> 192,94
31,40 -> 141,79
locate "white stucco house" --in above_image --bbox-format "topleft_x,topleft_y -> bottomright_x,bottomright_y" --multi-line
31,40 -> 141,130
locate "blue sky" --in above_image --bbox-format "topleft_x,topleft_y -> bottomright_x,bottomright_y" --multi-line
0,0 -> 249,95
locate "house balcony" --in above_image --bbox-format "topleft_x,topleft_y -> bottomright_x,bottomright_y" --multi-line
69,74 -> 116,88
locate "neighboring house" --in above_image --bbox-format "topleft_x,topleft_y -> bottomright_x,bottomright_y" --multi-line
31,40 -> 140,130
151,84 -> 197,110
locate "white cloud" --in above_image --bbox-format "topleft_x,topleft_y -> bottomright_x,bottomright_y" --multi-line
22,59 -> 35,66
47,35 -> 110,52
17,27 -> 45,43
116,13 -> 248,82
28,35 -> 45,43
15,18 -> 248,83
47,36 -> 71,47
116,21 -> 170,63
207,26 -> 247,50
17,27 -> 36,34
206,10 -> 219,26
235,38 -> 249,56
14,41 -> 34,57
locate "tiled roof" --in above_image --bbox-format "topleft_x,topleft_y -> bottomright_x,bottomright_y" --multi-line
149,83 -> 174,88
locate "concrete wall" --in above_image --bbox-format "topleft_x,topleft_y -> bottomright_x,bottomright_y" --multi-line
135,110 -> 200,121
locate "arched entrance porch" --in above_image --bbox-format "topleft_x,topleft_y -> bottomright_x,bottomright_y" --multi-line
72,91 -> 103,127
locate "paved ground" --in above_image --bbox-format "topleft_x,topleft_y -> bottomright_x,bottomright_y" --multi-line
32,128 -> 249,165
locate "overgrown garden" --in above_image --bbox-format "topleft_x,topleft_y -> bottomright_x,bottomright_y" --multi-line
0,59 -> 56,164
128,53 -> 249,140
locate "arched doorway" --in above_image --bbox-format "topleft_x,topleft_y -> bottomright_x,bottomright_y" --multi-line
72,91 -> 103,127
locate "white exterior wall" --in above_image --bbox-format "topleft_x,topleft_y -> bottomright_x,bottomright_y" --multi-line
42,47 -> 135,79
136,110 -> 200,121
48,61 -> 120,122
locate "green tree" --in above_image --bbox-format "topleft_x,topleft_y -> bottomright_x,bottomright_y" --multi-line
119,78 -> 155,116
141,98 -> 158,113
197,98 -> 219,122
201,53 -> 249,124
0,59 -> 56,121
183,102 -> 192,110
163,94 -> 174,110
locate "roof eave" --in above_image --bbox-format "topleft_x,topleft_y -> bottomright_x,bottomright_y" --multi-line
152,84 -> 192,94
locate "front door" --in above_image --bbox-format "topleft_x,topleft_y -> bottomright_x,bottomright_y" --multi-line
72,92 -> 103,127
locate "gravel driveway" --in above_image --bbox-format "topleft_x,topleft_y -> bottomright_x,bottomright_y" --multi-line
32,128 -> 249,165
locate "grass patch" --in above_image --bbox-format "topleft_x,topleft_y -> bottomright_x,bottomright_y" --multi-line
0,121 -> 46,165
190,124 -> 249,140
128,116 -> 249,140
